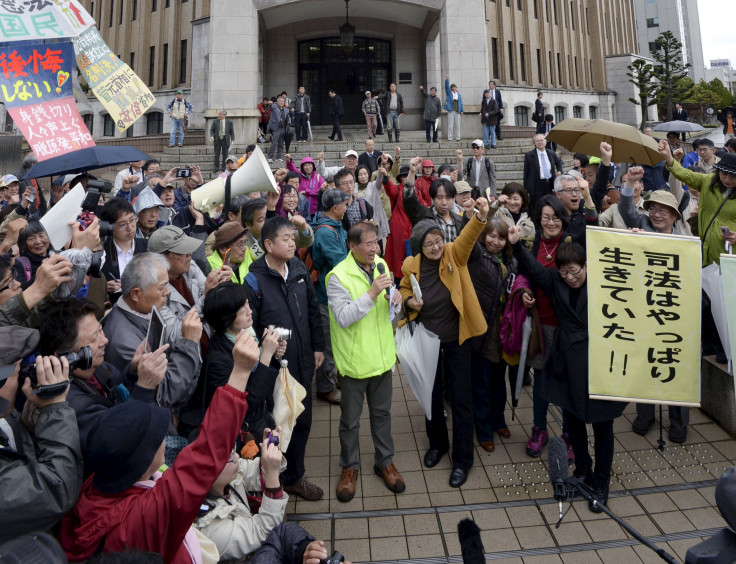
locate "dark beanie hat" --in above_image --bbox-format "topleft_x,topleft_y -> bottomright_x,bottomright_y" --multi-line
410,219 -> 443,255
85,400 -> 171,494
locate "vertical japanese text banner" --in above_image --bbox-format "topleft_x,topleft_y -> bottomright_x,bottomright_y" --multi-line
587,227 -> 701,407
1,40 -> 94,160
719,255 -> 736,390
74,26 -> 156,132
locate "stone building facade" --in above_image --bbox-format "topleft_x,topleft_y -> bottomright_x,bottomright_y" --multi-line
77,0 -> 651,141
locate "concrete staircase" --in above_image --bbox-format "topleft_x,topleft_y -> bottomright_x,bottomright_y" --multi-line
153,126 -> 573,186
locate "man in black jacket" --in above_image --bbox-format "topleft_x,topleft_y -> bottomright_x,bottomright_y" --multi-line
672,102 -> 688,142
328,89 -> 344,141
523,134 -> 564,213
246,216 -> 325,501
357,138 -> 383,175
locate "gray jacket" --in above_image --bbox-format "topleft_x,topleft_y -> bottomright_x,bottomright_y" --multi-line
421,90 -> 442,121
290,94 -> 311,115
162,261 -> 211,341
0,403 -> 83,543
102,301 -> 202,410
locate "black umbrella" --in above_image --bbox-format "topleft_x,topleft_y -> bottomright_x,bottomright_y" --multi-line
22,146 -> 151,180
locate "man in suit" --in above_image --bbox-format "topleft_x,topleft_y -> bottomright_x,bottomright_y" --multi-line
268,97 -> 288,162
357,139 -> 383,175
672,102 -> 688,142
532,92 -> 544,127
523,134 -> 564,213
328,89 -> 344,141
541,114 -> 557,151
209,110 -> 235,172
488,81 -> 504,141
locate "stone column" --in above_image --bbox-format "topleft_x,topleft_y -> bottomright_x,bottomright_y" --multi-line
205,0 -> 260,146
438,0 -> 489,138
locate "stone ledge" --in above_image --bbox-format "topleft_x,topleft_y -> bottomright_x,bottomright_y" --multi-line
701,355 -> 736,437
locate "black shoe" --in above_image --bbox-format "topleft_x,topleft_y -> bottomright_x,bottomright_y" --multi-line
423,448 -> 447,468
669,428 -> 687,443
632,416 -> 655,436
328,136 -> 334,141
497,137 -> 504,140
588,485 -> 609,513
716,352 -> 727,364
449,467 -> 468,488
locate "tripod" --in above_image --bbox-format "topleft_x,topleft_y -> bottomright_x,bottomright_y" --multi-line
561,476 -> 679,563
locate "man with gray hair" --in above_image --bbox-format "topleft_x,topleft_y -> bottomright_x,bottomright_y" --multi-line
102,253 -> 203,411
523,133 -> 564,212
553,172 -> 598,239
210,110 -> 235,173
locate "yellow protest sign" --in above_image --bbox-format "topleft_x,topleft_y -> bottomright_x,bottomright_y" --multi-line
587,227 -> 701,406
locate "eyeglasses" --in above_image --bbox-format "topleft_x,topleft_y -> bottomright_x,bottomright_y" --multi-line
540,215 -> 561,224
283,193 -> 299,200
423,239 -> 444,250
558,266 -> 584,278
647,204 -> 672,217
230,239 -> 247,249
557,188 -> 580,195
114,217 -> 137,229
338,179 -> 355,187
0,275 -> 17,293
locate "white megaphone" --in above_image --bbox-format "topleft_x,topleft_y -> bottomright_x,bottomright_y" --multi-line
192,145 -> 280,215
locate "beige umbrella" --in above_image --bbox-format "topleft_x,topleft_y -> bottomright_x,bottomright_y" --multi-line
546,118 -> 665,166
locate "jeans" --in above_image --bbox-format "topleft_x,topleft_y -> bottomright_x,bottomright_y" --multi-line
565,410 -> 614,489
495,115 -> 503,140
338,370 -> 394,470
471,354 -> 508,442
169,119 -> 185,146
425,119 -> 438,142
447,111 -> 461,141
426,340 -> 474,470
482,123 -> 497,148
387,111 -> 400,134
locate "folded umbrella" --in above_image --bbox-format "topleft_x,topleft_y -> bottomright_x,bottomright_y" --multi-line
23,146 -> 151,180
395,321 -> 440,420
511,315 -> 533,421
703,262 -> 732,367
546,118 -> 664,166
272,361 -> 306,452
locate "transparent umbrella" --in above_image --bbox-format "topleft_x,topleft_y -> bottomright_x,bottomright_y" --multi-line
395,321 -> 440,420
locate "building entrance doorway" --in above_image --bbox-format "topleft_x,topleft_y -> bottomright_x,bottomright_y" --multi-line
298,37 -> 392,126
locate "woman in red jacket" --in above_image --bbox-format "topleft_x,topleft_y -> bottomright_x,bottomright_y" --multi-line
383,165 -> 412,283
60,332 -> 261,563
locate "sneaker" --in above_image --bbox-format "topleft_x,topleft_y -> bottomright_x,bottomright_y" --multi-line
336,467 -> 358,502
588,484 -> 609,513
268,158 -> 273,163
526,426 -> 549,457
284,476 -> 324,501
374,463 -> 405,493
562,433 -> 575,464
317,388 -> 341,404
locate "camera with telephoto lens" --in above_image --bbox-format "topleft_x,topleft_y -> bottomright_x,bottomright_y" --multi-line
77,179 -> 113,277
320,551 -> 344,564
273,327 -> 291,341
19,347 -> 93,399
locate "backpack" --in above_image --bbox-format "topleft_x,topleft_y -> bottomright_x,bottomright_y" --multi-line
297,224 -> 337,285
465,157 -> 492,186
16,256 -> 31,282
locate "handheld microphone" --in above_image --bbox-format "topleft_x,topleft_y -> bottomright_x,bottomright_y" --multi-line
548,437 -> 570,521
457,518 -> 485,564
377,263 -> 386,276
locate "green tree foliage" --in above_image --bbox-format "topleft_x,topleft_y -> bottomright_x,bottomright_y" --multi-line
708,78 -> 734,109
651,31 -> 691,118
690,80 -> 721,121
627,59 -> 658,130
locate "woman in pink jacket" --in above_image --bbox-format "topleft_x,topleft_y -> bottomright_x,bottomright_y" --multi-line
286,155 -> 324,219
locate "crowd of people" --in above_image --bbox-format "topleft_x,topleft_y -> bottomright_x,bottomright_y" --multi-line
1,110 -> 735,562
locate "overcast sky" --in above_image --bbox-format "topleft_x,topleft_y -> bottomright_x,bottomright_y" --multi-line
697,0 -> 736,65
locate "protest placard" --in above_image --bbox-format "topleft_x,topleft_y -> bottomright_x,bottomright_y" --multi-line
0,0 -> 92,42
720,255 -> 736,384
587,227 -> 701,407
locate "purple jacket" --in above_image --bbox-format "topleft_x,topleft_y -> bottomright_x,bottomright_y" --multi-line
286,157 -> 324,216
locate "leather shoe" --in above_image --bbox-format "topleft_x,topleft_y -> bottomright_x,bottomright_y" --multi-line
317,389 -> 341,404
336,467 -> 358,502
449,467 -> 468,488
374,463 -> 405,493
479,441 -> 495,452
423,448 -> 447,468
496,427 -> 511,438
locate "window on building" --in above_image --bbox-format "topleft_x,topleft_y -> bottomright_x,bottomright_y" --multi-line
646,17 -> 659,28
91,2 -> 94,19
108,0 -> 114,27
491,38 -> 499,79
508,41 -> 514,81
570,1 -> 575,30
83,114 -> 94,136
126,124 -> 134,138
132,0 -> 137,20
589,106 -> 597,119
506,0 -> 510,6
585,7 -> 589,34
553,0 -> 558,24
182,0 -> 188,3
162,43 -> 168,85
130,52 -> 135,71
514,106 -> 529,127
147,111 -> 164,135
536,49 -> 542,83
549,52 -> 554,84
179,39 -> 187,84
573,106 -> 582,118
517,0 -> 522,10
554,106 -> 565,123
574,56 -> 579,86
589,59 -> 594,88
545,0 -> 550,22
568,55 -> 572,86
166,0 -> 170,6
557,53 -> 562,85
119,0 -> 122,24
533,0 -> 538,18
152,0 -> 157,11
103,114 -> 115,136
649,41 -> 658,52
520,43 -> 526,83
149,46 -> 155,86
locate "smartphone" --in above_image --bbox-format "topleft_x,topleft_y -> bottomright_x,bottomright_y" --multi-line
721,227 -> 730,235
176,167 -> 192,178
222,248 -> 232,269
145,305 -> 165,353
